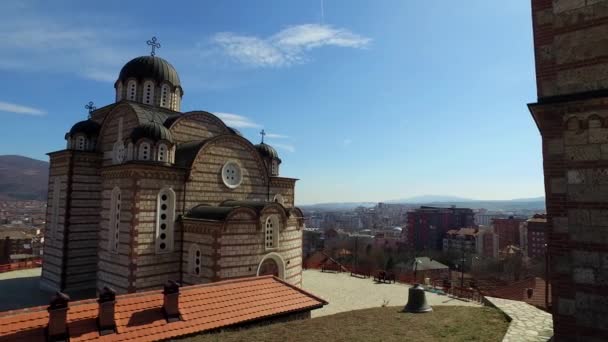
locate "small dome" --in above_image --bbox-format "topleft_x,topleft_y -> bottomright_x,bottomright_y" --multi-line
117,56 -> 181,87
255,142 -> 280,160
130,122 -> 174,143
68,119 -> 100,137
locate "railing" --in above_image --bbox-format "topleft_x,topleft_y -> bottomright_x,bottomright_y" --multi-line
0,258 -> 42,273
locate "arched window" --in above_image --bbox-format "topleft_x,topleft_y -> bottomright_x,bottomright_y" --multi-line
175,94 -> 181,111
109,187 -> 121,253
271,160 -> 278,175
138,142 -> 151,160
157,143 -> 168,162
116,82 -> 123,102
156,188 -> 176,253
265,215 -> 280,250
171,92 -> 178,111
160,84 -> 170,108
273,194 -> 285,206
188,244 -> 202,276
143,80 -> 155,105
127,80 -> 137,101
50,178 -> 61,239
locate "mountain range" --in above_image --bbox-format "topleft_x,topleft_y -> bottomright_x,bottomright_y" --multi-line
0,155 -> 49,200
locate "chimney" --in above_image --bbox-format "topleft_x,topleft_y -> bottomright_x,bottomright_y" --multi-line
97,287 -> 117,335
46,292 -> 70,342
162,280 -> 181,322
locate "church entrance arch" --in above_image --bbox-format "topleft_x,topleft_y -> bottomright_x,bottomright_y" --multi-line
256,252 -> 285,279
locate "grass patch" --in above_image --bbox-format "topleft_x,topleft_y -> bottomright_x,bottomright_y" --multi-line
179,306 -> 509,342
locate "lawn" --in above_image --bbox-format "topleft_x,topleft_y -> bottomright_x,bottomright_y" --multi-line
179,306 -> 509,342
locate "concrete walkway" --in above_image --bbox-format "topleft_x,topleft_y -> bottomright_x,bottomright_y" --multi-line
485,296 -> 553,342
301,269 -> 480,318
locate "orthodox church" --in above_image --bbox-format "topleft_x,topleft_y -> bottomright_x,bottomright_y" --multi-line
40,39 -> 304,295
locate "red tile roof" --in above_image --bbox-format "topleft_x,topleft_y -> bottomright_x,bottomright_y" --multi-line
0,276 -> 327,341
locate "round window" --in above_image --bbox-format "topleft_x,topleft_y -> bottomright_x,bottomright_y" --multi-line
221,161 -> 243,189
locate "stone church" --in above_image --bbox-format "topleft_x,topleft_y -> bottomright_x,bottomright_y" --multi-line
40,43 -> 304,295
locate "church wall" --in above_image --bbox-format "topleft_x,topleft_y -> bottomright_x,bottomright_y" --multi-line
269,178 -> 296,208
186,140 -> 269,207
40,152 -> 70,292
97,174 -> 136,293
218,214 -> 302,286
181,223 -> 219,286
63,152 -> 102,293
169,115 -> 229,144
98,106 -> 140,167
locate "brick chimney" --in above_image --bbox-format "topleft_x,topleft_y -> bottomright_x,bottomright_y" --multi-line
97,287 -> 117,335
162,280 -> 181,322
46,291 -> 70,342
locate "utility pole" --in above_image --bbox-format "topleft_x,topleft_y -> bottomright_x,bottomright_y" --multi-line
460,239 -> 465,288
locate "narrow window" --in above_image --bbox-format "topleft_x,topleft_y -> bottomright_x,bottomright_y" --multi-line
188,244 -> 202,276
157,143 -> 168,162
143,81 -> 154,105
160,84 -> 170,108
109,187 -> 121,253
265,215 -> 280,250
138,142 -> 150,160
171,92 -> 178,110
156,188 -> 176,253
76,136 -> 86,151
271,160 -> 278,175
50,178 -> 61,239
127,80 -> 137,101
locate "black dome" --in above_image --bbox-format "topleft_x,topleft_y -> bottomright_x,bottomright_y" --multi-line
69,119 -> 101,137
118,56 -> 181,87
130,122 -> 174,143
255,143 -> 280,160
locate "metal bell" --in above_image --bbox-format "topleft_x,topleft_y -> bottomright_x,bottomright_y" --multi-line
403,284 -> 433,313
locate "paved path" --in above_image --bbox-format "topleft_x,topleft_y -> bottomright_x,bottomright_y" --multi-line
485,296 -> 553,342
301,270 -> 480,318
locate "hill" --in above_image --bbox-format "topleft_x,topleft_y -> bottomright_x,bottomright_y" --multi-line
0,155 -> 49,200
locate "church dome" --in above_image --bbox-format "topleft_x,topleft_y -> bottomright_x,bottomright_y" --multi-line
130,122 -> 174,143
68,119 -> 101,137
255,143 -> 280,160
118,56 -> 181,87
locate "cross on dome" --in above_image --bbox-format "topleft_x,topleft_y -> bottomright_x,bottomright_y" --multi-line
146,36 -> 161,56
85,101 -> 96,117
260,129 -> 266,143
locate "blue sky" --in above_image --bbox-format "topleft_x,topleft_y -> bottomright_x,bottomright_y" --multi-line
0,0 -> 542,204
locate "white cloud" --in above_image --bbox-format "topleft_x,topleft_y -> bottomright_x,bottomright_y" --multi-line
269,142 -> 295,153
0,101 -> 46,116
265,133 -> 289,139
214,112 -> 261,128
212,24 -> 370,67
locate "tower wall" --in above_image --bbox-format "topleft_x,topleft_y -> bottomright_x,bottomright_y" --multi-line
530,0 -> 608,339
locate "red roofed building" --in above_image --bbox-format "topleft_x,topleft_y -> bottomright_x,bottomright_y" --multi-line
491,217 -> 525,250
525,214 -> 547,259
0,276 -> 326,341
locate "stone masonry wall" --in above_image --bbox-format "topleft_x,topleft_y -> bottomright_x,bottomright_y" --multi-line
531,1 -> 608,339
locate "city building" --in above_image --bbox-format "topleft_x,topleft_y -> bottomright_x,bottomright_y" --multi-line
528,1 -> 608,337
406,206 -> 475,251
525,214 -> 547,259
443,228 -> 479,256
40,46 -> 304,296
491,217 -> 525,250
476,226 -> 499,259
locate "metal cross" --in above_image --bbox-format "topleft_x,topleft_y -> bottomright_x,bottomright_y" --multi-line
260,129 -> 266,143
85,101 -> 96,117
146,36 -> 161,56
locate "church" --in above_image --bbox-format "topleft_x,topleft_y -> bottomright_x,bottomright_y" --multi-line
40,39 -> 304,295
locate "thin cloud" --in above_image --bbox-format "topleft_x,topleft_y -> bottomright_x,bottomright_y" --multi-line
0,101 -> 46,116
269,142 -> 296,153
214,112 -> 261,129
265,133 -> 289,139
212,24 -> 371,67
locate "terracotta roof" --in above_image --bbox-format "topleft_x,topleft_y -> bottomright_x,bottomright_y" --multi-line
0,276 -> 327,341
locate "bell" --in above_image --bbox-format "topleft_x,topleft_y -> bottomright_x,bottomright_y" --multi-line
403,284 -> 433,313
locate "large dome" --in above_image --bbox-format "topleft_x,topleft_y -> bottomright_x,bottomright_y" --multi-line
118,56 -> 181,86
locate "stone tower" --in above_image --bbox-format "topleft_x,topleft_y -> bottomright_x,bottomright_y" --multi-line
529,0 -> 608,339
